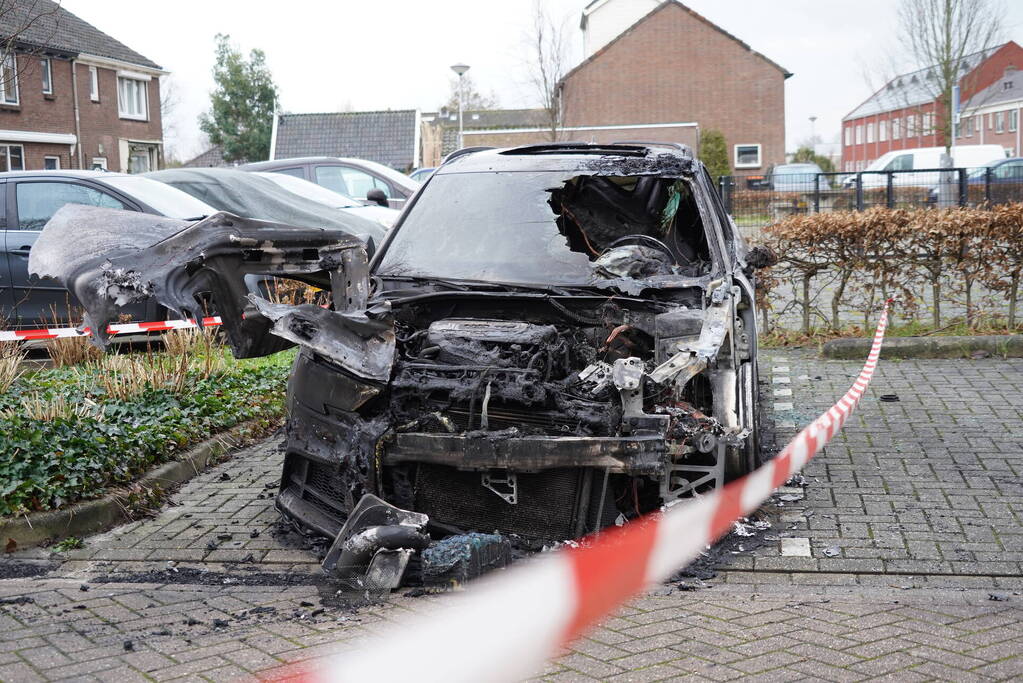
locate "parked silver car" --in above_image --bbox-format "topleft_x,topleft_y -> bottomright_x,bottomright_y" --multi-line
239,157 -> 420,210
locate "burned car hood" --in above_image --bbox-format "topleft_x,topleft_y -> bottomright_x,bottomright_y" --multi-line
29,205 -> 394,380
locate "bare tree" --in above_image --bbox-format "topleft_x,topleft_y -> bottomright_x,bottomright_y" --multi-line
160,74 -> 181,163
0,0 -> 62,95
525,0 -> 568,142
897,0 -> 1004,154
441,73 -> 498,113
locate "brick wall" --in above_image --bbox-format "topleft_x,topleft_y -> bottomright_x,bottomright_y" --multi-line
463,124 -> 699,152
0,52 -> 162,172
561,2 -> 787,172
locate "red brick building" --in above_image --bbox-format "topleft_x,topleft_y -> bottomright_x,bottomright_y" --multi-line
436,1 -> 789,174
0,0 -> 165,173
841,42 -> 1023,171
559,0 -> 790,173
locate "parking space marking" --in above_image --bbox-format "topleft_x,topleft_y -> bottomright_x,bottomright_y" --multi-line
773,388 -> 793,397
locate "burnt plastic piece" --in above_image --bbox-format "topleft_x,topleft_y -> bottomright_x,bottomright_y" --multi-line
322,494 -> 430,591
421,533 -> 512,586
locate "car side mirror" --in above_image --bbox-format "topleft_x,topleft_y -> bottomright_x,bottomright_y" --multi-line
366,188 -> 388,207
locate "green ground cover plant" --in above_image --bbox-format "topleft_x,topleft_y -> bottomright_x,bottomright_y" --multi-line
0,333 -> 292,517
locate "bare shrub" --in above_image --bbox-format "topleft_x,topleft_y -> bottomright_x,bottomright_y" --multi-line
0,342 -> 25,393
47,335 -> 104,367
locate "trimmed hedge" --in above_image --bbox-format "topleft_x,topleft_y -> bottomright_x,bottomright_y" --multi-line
0,352 -> 292,517
757,205 -> 1023,333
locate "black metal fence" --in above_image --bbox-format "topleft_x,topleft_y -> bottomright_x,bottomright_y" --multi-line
718,167 -> 1023,228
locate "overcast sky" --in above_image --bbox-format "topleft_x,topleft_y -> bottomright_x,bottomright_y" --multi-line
62,0 -> 1023,162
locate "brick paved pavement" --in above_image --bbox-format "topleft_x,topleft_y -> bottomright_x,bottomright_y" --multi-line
1,352 -> 1020,681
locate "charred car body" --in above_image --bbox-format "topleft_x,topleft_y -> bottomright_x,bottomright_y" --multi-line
30,142 -> 766,585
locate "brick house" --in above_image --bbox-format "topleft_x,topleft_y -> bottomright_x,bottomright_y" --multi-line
841,42 -> 1023,171
956,66 -> 1023,157
559,0 -> 790,173
0,0 -> 164,173
427,1 -> 788,173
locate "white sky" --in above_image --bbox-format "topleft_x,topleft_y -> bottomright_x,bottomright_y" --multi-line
62,0 -> 1023,162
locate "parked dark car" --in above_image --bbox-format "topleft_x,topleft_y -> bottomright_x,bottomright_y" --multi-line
927,157 -> 1023,204
31,142 -> 766,588
144,168 -> 388,246
0,171 -> 216,327
239,156 -> 420,210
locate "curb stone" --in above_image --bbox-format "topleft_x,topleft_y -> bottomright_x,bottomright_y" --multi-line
0,418 -> 280,551
822,333 -> 1023,359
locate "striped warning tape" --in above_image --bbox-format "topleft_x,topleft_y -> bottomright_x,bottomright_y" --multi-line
276,300 -> 892,683
0,316 -> 222,342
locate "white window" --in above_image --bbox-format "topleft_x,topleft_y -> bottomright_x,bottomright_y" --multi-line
892,117 -> 901,139
733,144 -> 761,168
907,114 -> 917,136
117,77 -> 147,119
1011,110 -> 1018,133
988,113 -> 994,129
963,116 -> 973,137
90,156 -> 107,170
1,54 -> 18,105
925,113 -> 936,135
879,120 -> 887,142
866,122 -> 875,143
41,57 -> 52,94
0,143 -> 24,170
88,65 -> 99,101
844,126 -> 852,146
996,111 -> 1005,133
43,155 -> 59,170
855,125 -> 863,144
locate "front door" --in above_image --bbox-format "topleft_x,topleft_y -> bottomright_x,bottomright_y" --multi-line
6,179 -> 137,326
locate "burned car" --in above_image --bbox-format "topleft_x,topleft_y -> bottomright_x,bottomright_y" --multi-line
30,142 -> 765,585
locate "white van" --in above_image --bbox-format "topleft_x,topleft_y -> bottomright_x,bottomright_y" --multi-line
845,145 -> 1008,187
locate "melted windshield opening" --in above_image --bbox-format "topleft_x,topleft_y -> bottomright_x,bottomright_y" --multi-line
375,171 -> 714,287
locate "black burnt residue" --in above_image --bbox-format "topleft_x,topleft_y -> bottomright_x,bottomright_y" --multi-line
584,152 -> 692,177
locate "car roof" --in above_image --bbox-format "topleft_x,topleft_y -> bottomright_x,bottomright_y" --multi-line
240,157 -> 376,170
435,142 -> 695,175
0,170 -> 129,180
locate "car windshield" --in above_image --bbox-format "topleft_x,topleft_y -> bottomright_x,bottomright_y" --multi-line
102,175 -> 216,218
257,172 -> 360,207
968,160 -> 1004,178
775,164 -> 819,175
376,170 -> 714,287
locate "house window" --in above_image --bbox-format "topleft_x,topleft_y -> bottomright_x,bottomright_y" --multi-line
866,122 -> 875,143
733,144 -> 761,168
1010,110 -> 1018,133
0,54 -> 18,105
117,77 -> 147,119
996,111 -> 1005,133
41,57 -> 52,94
844,126 -> 852,145
907,114 -> 916,136
855,125 -> 863,144
879,120 -> 887,142
0,144 -> 24,171
892,117 -> 901,139
88,66 -> 99,101
90,157 -> 107,170
963,116 -> 973,137
43,155 -> 59,170
988,113 -> 994,129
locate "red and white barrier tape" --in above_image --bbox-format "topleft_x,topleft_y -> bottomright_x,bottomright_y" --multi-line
275,301 -> 893,683
0,316 -> 222,342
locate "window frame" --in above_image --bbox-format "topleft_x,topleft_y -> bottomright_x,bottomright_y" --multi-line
733,143 -> 762,169
844,126 -> 852,146
117,76 -> 148,120
88,65 -> 99,101
866,122 -> 875,143
40,57 -> 52,95
0,143 -> 25,171
11,178 -> 136,231
1010,109 -> 1018,133
43,156 -> 60,170
0,53 -> 19,105
995,111 -> 1005,133
855,125 -> 863,144
879,119 -> 887,142
892,117 -> 901,139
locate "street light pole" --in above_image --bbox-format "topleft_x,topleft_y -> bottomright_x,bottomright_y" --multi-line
450,63 -> 470,150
